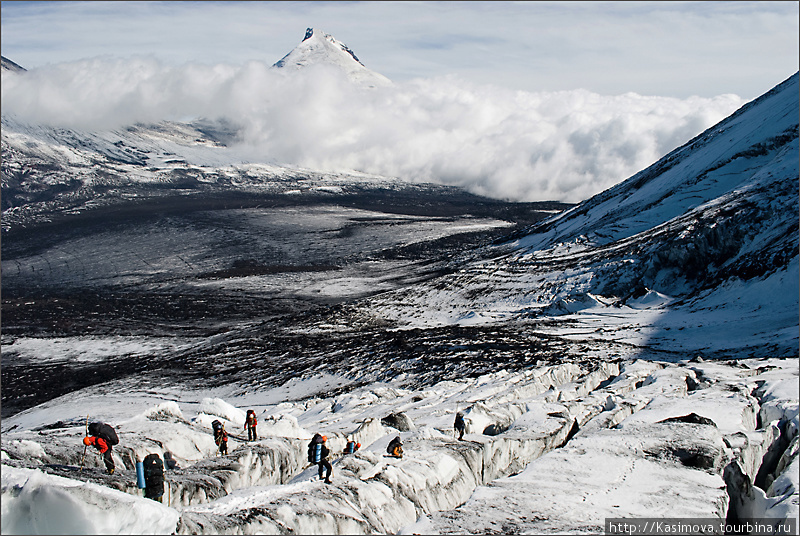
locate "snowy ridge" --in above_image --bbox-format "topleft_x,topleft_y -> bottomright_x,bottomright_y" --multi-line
1,55 -> 26,73
1,29 -> 394,230
273,28 -> 392,88
0,114 -> 449,232
515,73 -> 799,251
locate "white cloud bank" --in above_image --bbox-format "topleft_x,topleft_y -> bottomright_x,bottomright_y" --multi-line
1,58 -> 745,202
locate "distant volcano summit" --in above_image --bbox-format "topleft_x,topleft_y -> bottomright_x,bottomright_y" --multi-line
272,28 -> 392,88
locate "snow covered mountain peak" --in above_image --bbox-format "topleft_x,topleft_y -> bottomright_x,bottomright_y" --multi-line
298,27 -> 363,65
1,55 -> 26,73
273,27 -> 392,88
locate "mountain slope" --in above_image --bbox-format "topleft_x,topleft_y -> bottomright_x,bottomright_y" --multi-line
1,55 -> 26,72
273,27 -> 391,88
515,73 -> 799,252
364,72 -> 800,359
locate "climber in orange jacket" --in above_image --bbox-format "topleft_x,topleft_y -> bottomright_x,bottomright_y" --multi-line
83,435 -> 115,474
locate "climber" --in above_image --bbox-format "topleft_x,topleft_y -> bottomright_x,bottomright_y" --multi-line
344,439 -> 361,454
84,422 -> 119,474
454,412 -> 466,441
212,419 -> 228,455
308,433 -> 333,484
163,451 -> 179,470
142,453 -> 165,502
387,435 -> 403,458
244,409 -> 258,441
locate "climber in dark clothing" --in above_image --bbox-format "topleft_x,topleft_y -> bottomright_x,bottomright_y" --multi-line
387,435 -> 403,458
163,451 -> 179,470
344,439 -> 361,454
308,433 -> 333,484
454,412 -> 466,441
142,453 -> 165,503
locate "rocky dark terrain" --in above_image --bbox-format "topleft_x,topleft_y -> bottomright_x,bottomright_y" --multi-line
1,178 -> 571,418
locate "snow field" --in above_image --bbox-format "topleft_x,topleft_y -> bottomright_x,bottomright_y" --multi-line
410,359 -> 799,535
1,466 -> 179,535
2,40 -> 797,536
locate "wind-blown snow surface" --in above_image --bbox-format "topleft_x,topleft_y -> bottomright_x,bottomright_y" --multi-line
2,357 -> 797,534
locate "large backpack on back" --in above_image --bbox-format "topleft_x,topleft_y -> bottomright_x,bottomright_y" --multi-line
307,434 -> 323,463
143,453 -> 164,488
89,422 -> 119,446
455,414 -> 465,430
387,437 -> 402,455
312,444 -> 323,463
246,410 -> 257,426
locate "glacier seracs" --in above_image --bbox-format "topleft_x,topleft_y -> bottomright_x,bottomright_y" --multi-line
2,357 -> 797,534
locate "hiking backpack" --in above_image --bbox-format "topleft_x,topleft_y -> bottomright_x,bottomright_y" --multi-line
164,452 -> 178,470
455,414 -> 465,430
142,453 -> 164,488
308,433 -> 325,463
212,420 -> 223,432
89,422 -> 119,446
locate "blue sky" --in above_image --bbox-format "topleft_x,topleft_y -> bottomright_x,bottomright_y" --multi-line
1,1 -> 798,99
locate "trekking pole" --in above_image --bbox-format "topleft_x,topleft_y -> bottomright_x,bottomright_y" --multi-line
79,415 -> 89,472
